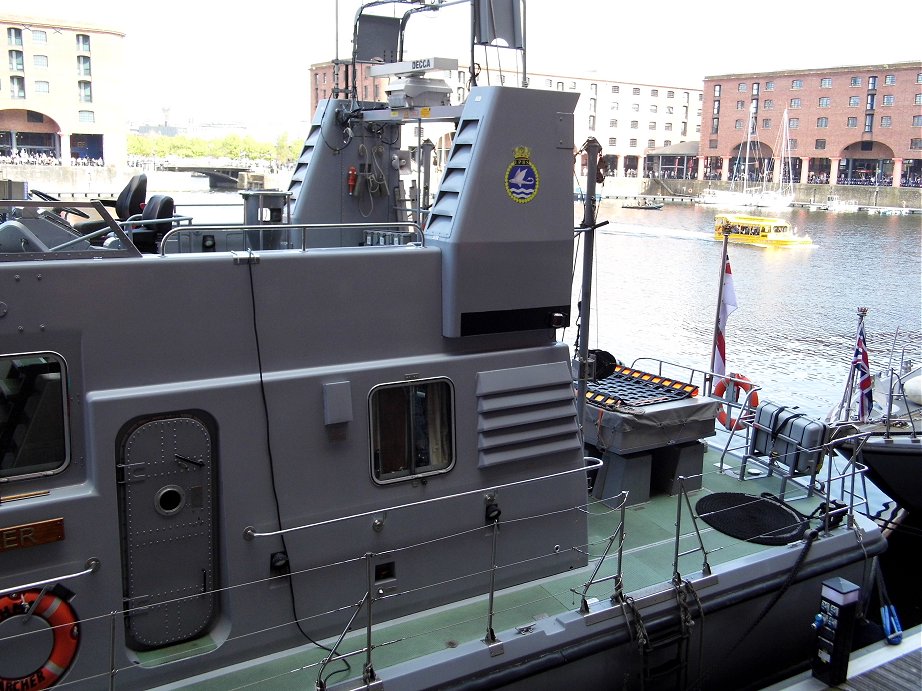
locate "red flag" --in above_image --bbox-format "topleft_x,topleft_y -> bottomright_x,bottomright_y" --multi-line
713,256 -> 738,377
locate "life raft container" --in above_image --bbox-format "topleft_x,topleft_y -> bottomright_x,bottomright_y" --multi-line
714,373 -> 759,431
0,590 -> 79,689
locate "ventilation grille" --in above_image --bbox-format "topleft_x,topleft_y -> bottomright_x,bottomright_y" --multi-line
426,118 -> 480,238
476,362 -> 580,468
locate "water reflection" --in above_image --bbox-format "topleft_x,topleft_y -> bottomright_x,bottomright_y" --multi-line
570,201 -> 921,418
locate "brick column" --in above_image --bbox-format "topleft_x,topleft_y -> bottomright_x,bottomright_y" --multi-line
892,158 -> 903,188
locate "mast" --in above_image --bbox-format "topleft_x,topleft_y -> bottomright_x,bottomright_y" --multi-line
831,307 -> 868,422
574,138 -> 607,426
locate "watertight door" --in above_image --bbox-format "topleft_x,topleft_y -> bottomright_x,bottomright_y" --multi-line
117,414 -> 218,650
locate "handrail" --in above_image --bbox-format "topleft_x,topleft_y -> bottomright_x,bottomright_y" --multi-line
0,558 -> 100,598
244,459 -> 601,540
159,221 -> 424,257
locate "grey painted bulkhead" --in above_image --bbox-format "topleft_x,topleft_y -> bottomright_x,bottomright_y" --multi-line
0,85 -> 590,687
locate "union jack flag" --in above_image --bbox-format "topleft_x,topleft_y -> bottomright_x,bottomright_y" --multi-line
852,322 -> 873,421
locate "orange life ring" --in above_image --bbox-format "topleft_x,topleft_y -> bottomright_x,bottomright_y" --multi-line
714,373 -> 759,431
0,590 -> 79,689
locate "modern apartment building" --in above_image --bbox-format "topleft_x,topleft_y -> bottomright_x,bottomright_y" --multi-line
309,61 -> 703,179
700,62 -> 922,187
1,14 -> 126,164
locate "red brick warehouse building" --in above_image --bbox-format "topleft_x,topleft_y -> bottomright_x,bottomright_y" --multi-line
699,61 -> 922,188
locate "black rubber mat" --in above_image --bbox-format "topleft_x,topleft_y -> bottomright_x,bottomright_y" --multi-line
695,492 -> 808,545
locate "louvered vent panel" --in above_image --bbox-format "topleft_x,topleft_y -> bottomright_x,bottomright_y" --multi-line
476,362 -> 580,468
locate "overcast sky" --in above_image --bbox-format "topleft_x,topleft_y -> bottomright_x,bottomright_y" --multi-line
27,0 -> 922,138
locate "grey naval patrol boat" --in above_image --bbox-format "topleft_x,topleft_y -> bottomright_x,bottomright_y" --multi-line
0,2 -> 887,689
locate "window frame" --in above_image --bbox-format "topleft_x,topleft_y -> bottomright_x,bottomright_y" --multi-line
0,352 -> 71,482
369,378 -> 456,485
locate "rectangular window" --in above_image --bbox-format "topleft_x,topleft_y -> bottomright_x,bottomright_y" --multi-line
557,81 -> 564,91
735,119 -> 744,129
650,104 -> 658,113
918,73 -> 922,84
651,88 -> 658,97
77,55 -> 91,77
648,121 -> 656,130
667,90 -> 674,98
818,97 -> 830,108
664,122 -> 672,131
738,82 -> 747,92
868,75 -> 878,89
569,81 -> 576,90
815,139 -> 826,150
611,102 -> 619,111
588,115 -> 595,131
34,81 -> 49,94
711,117 -> 719,134
9,50 -> 23,71
916,93 -> 922,106
789,138 -> 798,150
765,81 -> 774,91
847,117 -> 858,128
78,110 -> 95,123
631,103 -> 639,111
32,29 -> 47,43
849,96 -> 860,107
630,120 -> 638,129
666,106 -> 674,114
882,95 -> 894,106
10,76 -> 25,98
913,115 -> 922,127
880,116 -> 891,128
629,138 -> 637,147
911,138 -> 922,149
736,100 -> 745,110
764,99 -> 774,109
867,94 -> 876,109
789,117 -> 799,129
664,139 -> 672,146
589,98 -> 596,112
850,76 -> 862,87
76,34 -> 90,52
78,80 -> 92,102
609,119 -> 617,127
791,79 -> 803,89
0,353 -> 69,480
612,85 -> 620,93
33,54 -> 48,68
884,74 -> 895,86
647,139 -> 655,148
632,87 -> 640,95
26,110 -> 43,123
752,83 -> 760,95
713,101 -> 720,115
762,118 -> 771,129
545,78 -> 552,88
608,137 -> 617,146
370,379 -> 454,484
7,28 -> 22,46
709,139 -> 718,149
817,117 -> 828,128
590,83 -> 597,95
790,98 -> 801,108
820,77 -> 832,88
713,84 -> 721,97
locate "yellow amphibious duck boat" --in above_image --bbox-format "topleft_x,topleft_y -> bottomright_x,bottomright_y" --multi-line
714,213 -> 813,246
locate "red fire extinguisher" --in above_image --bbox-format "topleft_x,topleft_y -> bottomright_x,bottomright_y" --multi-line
347,166 -> 358,196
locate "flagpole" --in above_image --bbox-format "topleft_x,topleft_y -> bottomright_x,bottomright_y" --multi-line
708,229 -> 731,394
835,306 -> 868,421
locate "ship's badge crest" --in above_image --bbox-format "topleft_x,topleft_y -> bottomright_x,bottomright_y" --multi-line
505,146 -> 539,204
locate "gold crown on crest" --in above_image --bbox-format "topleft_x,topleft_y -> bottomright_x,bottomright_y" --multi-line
513,146 -> 531,161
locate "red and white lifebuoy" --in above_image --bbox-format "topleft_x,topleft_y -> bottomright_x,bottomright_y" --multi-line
0,590 -> 79,689
714,373 -> 759,431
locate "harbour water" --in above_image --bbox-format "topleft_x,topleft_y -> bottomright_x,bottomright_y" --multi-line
174,190 -> 920,422
568,200 -> 921,421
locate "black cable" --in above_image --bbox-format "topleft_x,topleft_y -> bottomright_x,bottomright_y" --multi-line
245,254 -> 351,681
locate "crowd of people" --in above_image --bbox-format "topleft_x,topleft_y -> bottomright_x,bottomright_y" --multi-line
0,150 -> 105,166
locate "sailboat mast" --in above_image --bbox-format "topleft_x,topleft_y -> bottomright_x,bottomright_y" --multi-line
708,228 -> 732,392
